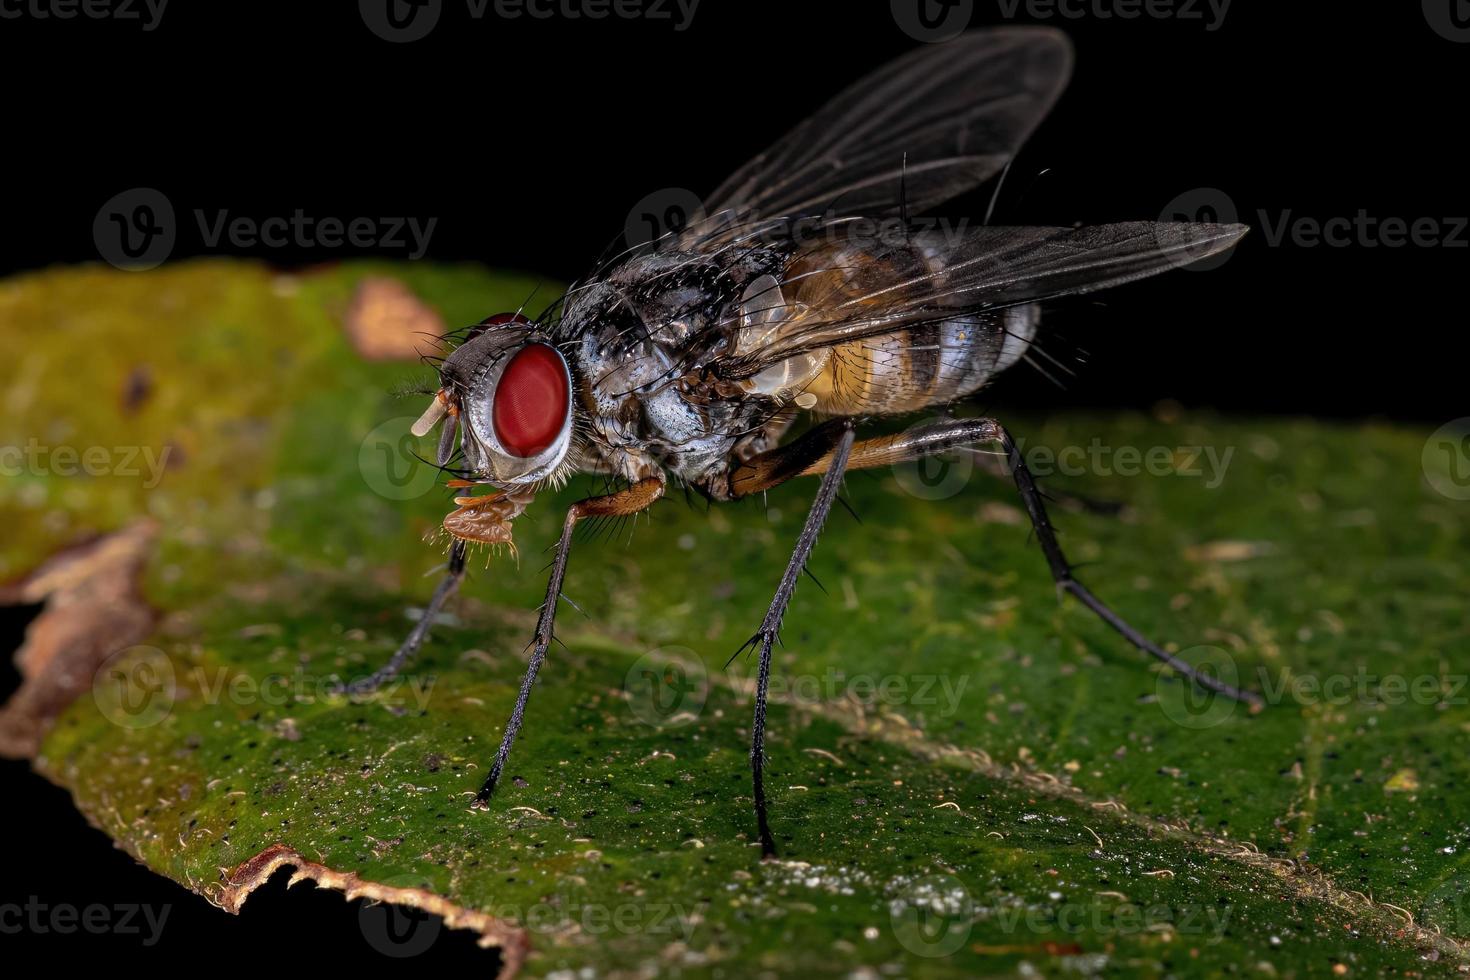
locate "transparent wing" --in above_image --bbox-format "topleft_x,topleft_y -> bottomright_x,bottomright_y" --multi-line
678,27 -> 1072,250
715,222 -> 1249,380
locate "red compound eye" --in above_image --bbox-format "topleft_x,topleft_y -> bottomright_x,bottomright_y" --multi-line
492,344 -> 569,458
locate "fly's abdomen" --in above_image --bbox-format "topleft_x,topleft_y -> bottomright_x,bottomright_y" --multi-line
779,238 -> 1038,416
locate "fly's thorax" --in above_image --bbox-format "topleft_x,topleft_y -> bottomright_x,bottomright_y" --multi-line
565,287 -> 741,488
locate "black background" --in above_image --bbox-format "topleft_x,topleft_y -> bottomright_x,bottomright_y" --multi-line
4,0 -> 1467,420
2,0 -> 1466,965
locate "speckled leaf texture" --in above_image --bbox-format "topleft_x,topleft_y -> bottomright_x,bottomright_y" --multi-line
2,261 -> 1468,977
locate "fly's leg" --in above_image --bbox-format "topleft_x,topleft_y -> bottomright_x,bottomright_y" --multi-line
336,539 -> 468,695
793,417 -> 1263,707
335,489 -> 532,696
728,420 -> 857,856
729,418 -> 857,500
336,411 -> 479,696
474,476 -> 666,807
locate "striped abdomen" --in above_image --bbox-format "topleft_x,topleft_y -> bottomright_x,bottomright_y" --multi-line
777,238 -> 1038,416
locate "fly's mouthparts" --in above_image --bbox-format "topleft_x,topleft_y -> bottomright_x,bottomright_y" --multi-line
410,389 -> 452,437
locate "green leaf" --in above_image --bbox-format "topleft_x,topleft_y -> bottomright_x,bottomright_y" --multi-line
3,261 -> 1467,976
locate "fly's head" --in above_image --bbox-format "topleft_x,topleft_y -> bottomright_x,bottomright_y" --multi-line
411,312 -> 577,551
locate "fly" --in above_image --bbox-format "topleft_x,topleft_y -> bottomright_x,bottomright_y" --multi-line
343,27 -> 1260,857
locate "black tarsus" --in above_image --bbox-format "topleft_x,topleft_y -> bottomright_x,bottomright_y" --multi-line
474,505 -> 581,806
746,422 -> 856,857
336,539 -> 468,695
989,421 -> 1263,708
